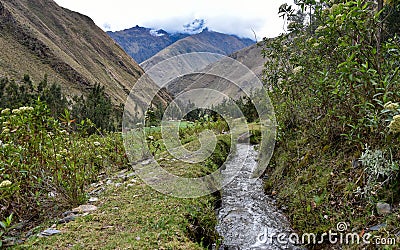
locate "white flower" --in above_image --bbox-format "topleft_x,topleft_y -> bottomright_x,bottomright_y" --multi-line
293,66 -> 304,75
12,109 -> 20,114
384,101 -> 399,111
0,180 -> 12,188
1,108 -> 10,115
315,26 -> 325,33
389,115 -> 400,133
94,141 -> 101,147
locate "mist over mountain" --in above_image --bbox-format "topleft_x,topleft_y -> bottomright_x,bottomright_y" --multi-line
108,22 -> 255,64
107,26 -> 190,64
139,29 -> 255,69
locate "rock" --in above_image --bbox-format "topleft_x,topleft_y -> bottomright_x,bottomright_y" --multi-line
62,211 -> 75,217
126,172 -> 135,178
352,159 -> 362,168
88,197 -> 99,203
238,132 -> 251,143
118,169 -> 128,175
89,187 -> 105,195
91,182 -> 103,188
141,159 -> 152,166
58,215 -> 76,224
39,229 -> 61,237
72,205 -> 98,213
369,223 -> 387,231
376,202 -> 391,215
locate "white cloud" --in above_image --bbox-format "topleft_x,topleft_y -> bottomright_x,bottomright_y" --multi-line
54,0 -> 293,39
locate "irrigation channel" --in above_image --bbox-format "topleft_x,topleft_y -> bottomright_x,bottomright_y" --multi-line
215,143 -> 303,249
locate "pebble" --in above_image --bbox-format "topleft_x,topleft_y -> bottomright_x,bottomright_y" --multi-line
376,202 -> 391,215
89,197 -> 99,203
126,172 -> 135,178
72,205 -> 98,213
58,215 -> 76,224
369,223 -> 387,231
39,229 -> 61,237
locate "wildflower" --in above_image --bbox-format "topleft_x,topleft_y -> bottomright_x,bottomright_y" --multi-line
94,141 -> 101,147
0,180 -> 12,188
315,26 -> 325,33
313,43 -> 320,48
293,66 -> 303,75
388,115 -> 400,133
12,109 -> 20,114
1,108 -> 10,115
20,107 -> 33,113
147,136 -> 154,140
384,101 -> 399,111
2,122 -> 9,126
335,14 -> 344,20
97,155 -> 103,160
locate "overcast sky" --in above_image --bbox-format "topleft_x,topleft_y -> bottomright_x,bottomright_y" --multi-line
54,0 -> 293,40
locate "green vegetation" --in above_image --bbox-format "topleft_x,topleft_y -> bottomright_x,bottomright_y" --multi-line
12,134 -> 230,249
263,0 -> 400,248
0,75 -> 121,132
0,101 -> 128,243
0,78 -> 232,247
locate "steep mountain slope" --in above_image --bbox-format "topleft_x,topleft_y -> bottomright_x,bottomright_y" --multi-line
164,43 -> 265,105
107,26 -> 190,64
140,29 -> 255,70
0,0 -> 167,106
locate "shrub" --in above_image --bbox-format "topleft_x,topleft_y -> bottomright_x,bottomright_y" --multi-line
0,101 -> 127,228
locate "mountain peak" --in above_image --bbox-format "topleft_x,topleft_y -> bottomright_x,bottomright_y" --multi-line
183,19 -> 207,34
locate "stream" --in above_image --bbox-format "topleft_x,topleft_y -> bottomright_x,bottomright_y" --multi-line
216,143 -> 302,249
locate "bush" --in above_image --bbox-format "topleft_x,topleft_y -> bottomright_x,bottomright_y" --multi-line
0,101 -> 128,228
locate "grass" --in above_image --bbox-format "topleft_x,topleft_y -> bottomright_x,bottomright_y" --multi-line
15,172 -> 219,249
4,111 -> 231,248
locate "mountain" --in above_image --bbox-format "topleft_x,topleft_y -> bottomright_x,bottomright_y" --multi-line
140,29 -> 255,70
0,0 -> 168,106
108,26 -> 255,65
163,43 -> 266,105
107,26 -> 190,64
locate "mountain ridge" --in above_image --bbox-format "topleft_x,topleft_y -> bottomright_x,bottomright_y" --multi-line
0,0 -> 168,106
108,25 -> 255,64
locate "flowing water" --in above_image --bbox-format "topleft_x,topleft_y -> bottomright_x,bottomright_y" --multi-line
216,144 -> 302,249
